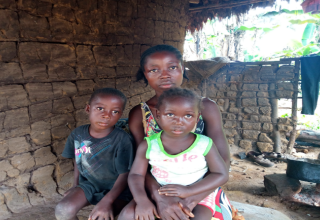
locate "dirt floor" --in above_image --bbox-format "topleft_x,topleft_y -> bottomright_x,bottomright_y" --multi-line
225,151 -> 320,220
7,147 -> 320,220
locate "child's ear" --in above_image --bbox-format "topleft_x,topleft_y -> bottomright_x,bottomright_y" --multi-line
197,112 -> 201,123
155,109 -> 160,119
85,104 -> 90,114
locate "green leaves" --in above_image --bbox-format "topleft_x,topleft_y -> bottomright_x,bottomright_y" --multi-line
236,25 -> 279,32
262,9 -> 304,17
302,23 -> 316,46
289,19 -> 318,24
262,9 -> 319,25
238,26 -> 256,31
302,47 -> 311,55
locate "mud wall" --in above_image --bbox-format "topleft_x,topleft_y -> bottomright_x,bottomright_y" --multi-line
0,0 -> 189,218
183,60 -> 299,154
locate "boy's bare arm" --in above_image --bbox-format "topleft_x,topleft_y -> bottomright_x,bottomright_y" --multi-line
159,145 -> 229,198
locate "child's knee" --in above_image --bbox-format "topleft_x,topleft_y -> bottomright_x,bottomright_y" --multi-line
55,201 -> 77,220
191,204 -> 213,220
118,203 -> 135,220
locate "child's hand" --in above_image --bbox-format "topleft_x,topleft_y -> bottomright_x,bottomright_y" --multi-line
135,200 -> 160,220
158,184 -> 191,198
88,201 -> 114,220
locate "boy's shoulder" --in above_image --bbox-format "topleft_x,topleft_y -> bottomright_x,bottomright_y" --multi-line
112,127 -> 133,141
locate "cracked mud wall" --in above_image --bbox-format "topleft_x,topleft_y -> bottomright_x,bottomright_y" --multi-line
0,0 -> 189,218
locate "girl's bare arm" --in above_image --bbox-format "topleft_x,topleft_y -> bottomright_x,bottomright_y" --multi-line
128,140 -> 149,201
129,140 -> 159,219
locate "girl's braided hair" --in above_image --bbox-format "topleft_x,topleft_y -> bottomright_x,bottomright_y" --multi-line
157,88 -> 202,111
136,44 -> 189,85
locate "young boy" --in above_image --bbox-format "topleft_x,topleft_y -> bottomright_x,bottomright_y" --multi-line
55,88 -> 134,220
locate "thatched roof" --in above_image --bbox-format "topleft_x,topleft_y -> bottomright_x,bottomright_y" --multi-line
188,0 -> 277,32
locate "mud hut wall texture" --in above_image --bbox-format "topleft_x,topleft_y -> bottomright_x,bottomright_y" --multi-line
0,0 -> 189,217
183,61 -> 299,153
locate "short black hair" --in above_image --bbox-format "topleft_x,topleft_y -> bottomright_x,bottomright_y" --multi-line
89,88 -> 127,110
157,88 -> 201,111
136,44 -> 189,85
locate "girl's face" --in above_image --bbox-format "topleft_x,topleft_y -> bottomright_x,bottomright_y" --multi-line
156,97 -> 199,137
143,51 -> 183,92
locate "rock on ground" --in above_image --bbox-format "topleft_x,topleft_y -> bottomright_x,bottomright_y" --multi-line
231,201 -> 291,220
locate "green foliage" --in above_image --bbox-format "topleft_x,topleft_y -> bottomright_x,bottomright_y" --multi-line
281,113 -> 291,118
236,25 -> 279,33
299,114 -> 320,131
263,9 -> 310,17
289,19 -> 318,24
203,34 -> 219,59
185,6 -> 320,61
238,26 -> 256,31
302,23 -> 316,46
243,50 -> 264,62
273,42 -> 320,58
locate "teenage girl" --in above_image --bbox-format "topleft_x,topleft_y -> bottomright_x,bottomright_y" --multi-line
127,88 -> 229,220
119,45 -> 232,220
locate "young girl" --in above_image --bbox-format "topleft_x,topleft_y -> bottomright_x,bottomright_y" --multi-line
119,45 -> 231,220
55,88 -> 134,220
127,88 -> 229,220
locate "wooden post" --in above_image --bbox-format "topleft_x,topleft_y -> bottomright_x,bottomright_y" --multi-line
287,60 -> 300,154
203,78 -> 207,97
271,98 -> 281,153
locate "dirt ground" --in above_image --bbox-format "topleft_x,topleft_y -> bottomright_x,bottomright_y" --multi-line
225,151 -> 320,220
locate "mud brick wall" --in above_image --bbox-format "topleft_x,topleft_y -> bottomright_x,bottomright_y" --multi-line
0,0 -> 189,218
184,61 -> 299,154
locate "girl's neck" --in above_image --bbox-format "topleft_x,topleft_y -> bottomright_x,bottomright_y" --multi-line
161,131 -> 195,155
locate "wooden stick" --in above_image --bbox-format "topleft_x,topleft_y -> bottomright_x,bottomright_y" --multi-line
286,60 -> 300,154
229,61 -> 292,65
189,0 -> 274,11
189,0 -> 200,4
203,78 -> 207,97
271,98 -> 281,153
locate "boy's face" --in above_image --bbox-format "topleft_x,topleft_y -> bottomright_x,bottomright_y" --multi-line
156,97 -> 199,137
85,94 -> 124,132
